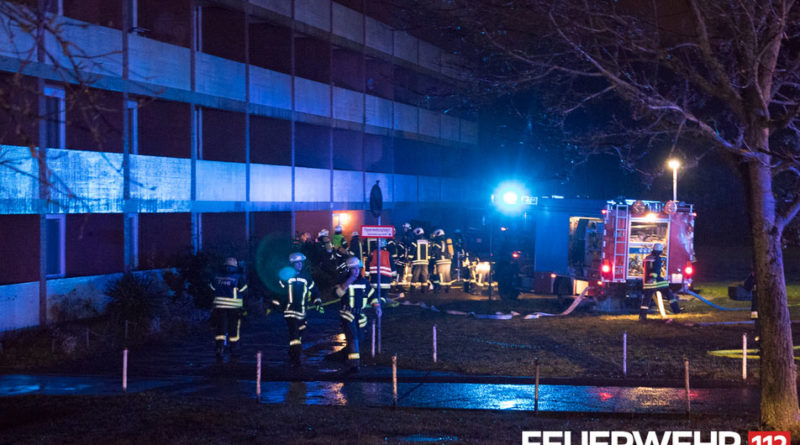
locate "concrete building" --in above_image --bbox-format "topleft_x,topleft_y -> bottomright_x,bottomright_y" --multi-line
0,0 -> 479,331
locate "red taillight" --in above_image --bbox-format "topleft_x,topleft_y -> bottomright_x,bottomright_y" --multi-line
684,264 -> 694,277
550,273 -> 557,279
601,261 -> 611,275
512,251 -> 520,259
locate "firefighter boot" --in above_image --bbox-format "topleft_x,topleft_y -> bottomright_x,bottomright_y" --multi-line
670,299 -> 681,314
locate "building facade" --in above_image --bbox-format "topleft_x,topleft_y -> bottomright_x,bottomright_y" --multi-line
0,0 -> 478,331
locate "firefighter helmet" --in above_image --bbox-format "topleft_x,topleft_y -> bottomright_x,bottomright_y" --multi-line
432,229 -> 445,238
351,231 -> 360,237
289,252 -> 307,263
413,227 -> 424,236
402,222 -> 412,230
345,256 -> 362,269
334,225 -> 343,233
318,229 -> 329,238
224,257 -> 238,268
652,243 -> 664,252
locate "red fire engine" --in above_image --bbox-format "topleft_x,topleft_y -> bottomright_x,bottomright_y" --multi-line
600,199 -> 696,297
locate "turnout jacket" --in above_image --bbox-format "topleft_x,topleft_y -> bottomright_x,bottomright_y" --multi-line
643,252 -> 669,289
276,270 -> 320,319
339,275 -> 378,328
210,272 -> 247,309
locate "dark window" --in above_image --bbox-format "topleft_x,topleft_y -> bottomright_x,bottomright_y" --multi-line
393,66 -> 421,106
364,134 -> 392,173
139,100 -> 190,158
250,115 -> 291,165
295,35 -> 330,83
45,216 -> 64,276
295,122 -> 330,168
0,215 -> 40,284
138,0 -> 192,47
365,57 -> 393,100
201,212 -> 246,258
201,6 -> 246,63
45,96 -> 62,149
202,108 -> 246,163
64,0 -> 123,29
66,89 -> 123,153
249,22 -> 292,74
252,211 -> 291,238
139,213 -> 192,269
66,214 -> 124,277
333,128 -> 362,171
332,47 -> 363,92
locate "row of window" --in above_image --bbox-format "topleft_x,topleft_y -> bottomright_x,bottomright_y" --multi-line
5,81 -> 472,176
34,0 -> 464,113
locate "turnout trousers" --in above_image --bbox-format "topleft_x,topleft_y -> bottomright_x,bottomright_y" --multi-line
214,308 -> 241,359
285,316 -> 307,365
340,317 -> 361,369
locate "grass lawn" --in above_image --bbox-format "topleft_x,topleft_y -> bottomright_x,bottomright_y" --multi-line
0,393 -> 760,444
364,282 -> 800,383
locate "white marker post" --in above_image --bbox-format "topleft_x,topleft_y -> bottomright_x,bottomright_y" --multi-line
433,324 -> 437,363
684,358 -> 691,414
392,354 -> 398,408
122,348 -> 128,393
623,331 -> 627,377
256,351 -> 262,402
742,333 -> 747,382
371,320 -> 376,358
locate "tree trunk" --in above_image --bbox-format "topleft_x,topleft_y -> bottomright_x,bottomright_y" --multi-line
748,155 -> 800,430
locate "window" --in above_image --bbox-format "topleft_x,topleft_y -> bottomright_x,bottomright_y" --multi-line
43,85 -> 65,149
627,218 -> 670,278
127,214 -> 139,269
126,100 -> 138,154
45,214 -> 65,277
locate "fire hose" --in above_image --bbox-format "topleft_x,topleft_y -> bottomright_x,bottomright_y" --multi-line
679,289 -> 749,311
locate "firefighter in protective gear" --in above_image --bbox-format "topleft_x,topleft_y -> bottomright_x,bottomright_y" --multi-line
430,229 -> 454,293
348,231 -> 366,267
275,252 -> 321,365
640,243 -> 680,321
409,227 -> 430,293
210,257 -> 248,363
367,238 -> 396,290
332,225 -> 347,249
337,256 -> 379,371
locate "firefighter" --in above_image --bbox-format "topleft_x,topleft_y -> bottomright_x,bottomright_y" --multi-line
452,230 -> 472,292
367,238 -> 396,290
336,256 -> 379,372
409,227 -> 430,293
332,225 -> 347,249
430,229 -> 454,293
210,257 -> 248,363
275,252 -> 321,366
348,231 -> 366,266
640,243 -> 680,321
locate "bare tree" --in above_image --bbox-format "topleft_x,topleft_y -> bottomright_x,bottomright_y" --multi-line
403,0 -> 800,431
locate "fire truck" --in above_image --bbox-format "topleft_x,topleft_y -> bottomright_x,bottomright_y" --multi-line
598,199 -> 696,307
525,197 -> 696,311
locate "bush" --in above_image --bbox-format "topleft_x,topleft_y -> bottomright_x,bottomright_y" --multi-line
162,251 -> 218,310
104,273 -> 165,329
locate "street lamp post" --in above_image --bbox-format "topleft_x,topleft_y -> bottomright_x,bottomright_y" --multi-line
668,159 -> 680,202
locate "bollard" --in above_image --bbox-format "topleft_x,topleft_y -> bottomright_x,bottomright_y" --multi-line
534,357 -> 540,413
392,354 -> 398,408
433,324 -> 437,363
256,351 -> 262,402
122,348 -> 128,393
623,331 -> 627,377
684,358 -> 691,413
742,333 -> 747,382
371,320 -> 376,358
